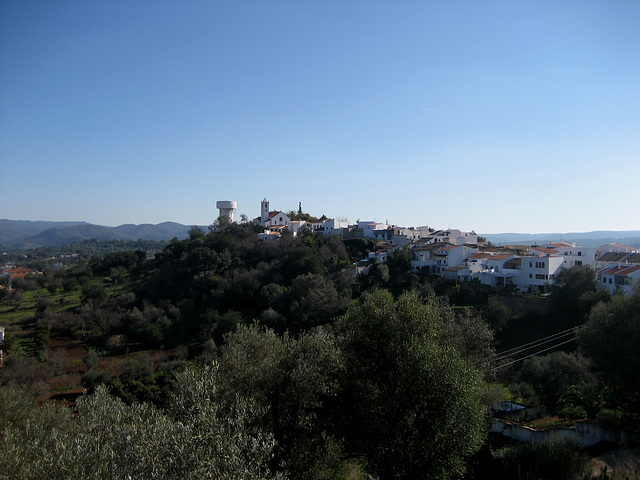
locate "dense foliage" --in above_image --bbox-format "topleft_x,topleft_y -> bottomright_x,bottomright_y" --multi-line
2,222 -> 640,478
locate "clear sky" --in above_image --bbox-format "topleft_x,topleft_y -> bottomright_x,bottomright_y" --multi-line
1,1 -> 639,233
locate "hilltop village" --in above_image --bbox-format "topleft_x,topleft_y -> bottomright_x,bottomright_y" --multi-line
223,198 -> 640,296
1,200 -> 639,478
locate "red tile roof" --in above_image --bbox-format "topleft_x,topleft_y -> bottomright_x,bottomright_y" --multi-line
7,267 -> 33,278
531,247 -> 558,255
488,254 -> 513,261
601,265 -> 640,276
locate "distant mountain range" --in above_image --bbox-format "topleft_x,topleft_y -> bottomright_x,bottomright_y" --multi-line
0,219 -> 200,249
2,219 -> 639,251
481,231 -> 640,249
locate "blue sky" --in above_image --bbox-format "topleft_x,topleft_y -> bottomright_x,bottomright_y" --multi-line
1,1 -> 639,233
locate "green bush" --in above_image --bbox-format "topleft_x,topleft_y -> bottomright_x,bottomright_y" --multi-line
493,436 -> 590,480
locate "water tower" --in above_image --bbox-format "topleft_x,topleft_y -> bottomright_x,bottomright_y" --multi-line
216,200 -> 237,223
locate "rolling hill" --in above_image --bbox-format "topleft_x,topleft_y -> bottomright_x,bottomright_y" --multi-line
481,231 -> 640,248
0,220 -> 198,249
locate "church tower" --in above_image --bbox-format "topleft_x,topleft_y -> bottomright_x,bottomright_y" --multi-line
261,198 -> 270,225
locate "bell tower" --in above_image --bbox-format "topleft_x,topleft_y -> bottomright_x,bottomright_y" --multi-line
261,198 -> 270,225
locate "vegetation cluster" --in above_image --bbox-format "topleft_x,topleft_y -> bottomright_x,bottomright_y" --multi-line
1,221 -> 639,479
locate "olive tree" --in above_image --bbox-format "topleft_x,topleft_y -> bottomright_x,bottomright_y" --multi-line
577,284 -> 640,424
335,290 -> 488,479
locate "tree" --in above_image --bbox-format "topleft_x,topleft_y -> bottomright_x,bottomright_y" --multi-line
334,290 -> 487,479
217,324 -> 344,477
481,298 -> 512,332
443,307 -> 495,371
288,273 -> 350,330
0,377 -> 281,479
515,351 -> 592,409
550,265 -> 609,325
491,436 -> 589,480
577,285 -> 640,424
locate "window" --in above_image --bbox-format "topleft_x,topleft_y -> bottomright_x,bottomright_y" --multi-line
578,251 -> 582,256
575,261 -> 582,266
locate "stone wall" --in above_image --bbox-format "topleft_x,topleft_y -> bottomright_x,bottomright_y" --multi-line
491,419 -> 640,448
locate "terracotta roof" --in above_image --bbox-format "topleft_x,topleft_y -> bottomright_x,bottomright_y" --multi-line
597,252 -> 640,264
531,247 -> 558,255
597,252 -> 629,262
8,267 -> 33,278
487,254 -> 513,261
601,265 -> 640,276
601,242 -> 636,250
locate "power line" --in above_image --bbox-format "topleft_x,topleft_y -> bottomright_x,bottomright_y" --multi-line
492,327 -> 578,361
490,336 -> 578,371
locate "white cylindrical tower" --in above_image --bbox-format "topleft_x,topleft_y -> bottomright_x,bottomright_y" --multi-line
216,200 -> 237,222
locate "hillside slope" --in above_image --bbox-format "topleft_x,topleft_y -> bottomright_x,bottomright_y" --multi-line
1,219 -> 196,249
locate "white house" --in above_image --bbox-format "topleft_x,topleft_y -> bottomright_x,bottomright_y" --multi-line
598,265 -> 640,295
287,220 -> 307,237
519,254 -> 565,294
465,252 -> 493,279
264,212 -> 291,228
543,242 -> 596,268
258,229 -> 281,241
411,242 -> 450,273
480,254 -> 521,288
367,249 -> 389,264
430,244 -> 479,275
443,266 -> 474,283
595,252 -> 640,272
356,221 -> 388,239
258,198 -> 291,227
429,229 -> 478,246
596,243 -> 639,255
319,218 -> 349,237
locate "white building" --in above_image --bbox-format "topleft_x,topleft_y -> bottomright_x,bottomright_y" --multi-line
430,229 -> 478,246
287,220 -> 307,237
319,218 -> 349,237
411,242 -> 478,275
480,254 -> 521,288
519,254 -> 565,294
598,265 -> 640,295
356,221 -> 388,239
264,212 -> 291,228
411,242 -> 449,273
443,266 -> 474,283
596,243 -> 639,255
595,252 -> 640,273
542,242 -> 596,268
216,200 -> 237,223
